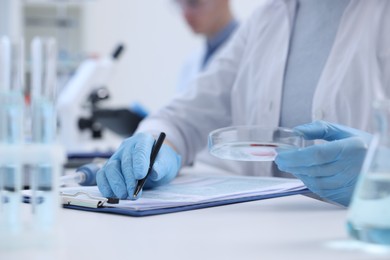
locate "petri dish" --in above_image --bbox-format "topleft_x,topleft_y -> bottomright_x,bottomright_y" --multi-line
208,126 -> 304,162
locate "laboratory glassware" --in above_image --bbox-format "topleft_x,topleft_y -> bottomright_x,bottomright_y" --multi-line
208,126 -> 304,161
0,36 -> 24,235
30,37 -> 59,232
347,99 -> 390,246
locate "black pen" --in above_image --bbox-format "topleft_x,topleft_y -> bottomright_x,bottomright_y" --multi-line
133,132 -> 166,198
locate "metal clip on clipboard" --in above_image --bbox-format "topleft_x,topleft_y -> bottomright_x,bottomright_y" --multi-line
60,192 -> 108,208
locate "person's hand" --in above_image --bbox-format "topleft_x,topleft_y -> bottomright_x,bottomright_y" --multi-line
96,133 -> 181,199
275,120 -> 372,206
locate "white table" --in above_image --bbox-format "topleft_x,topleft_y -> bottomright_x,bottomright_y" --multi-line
2,167 -> 390,260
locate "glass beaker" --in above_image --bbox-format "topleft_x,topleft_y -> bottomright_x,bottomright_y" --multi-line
346,99 -> 390,246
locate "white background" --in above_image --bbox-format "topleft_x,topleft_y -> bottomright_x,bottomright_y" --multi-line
81,0 -> 262,112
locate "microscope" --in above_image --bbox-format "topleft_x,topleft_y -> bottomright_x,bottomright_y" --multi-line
57,44 -> 144,155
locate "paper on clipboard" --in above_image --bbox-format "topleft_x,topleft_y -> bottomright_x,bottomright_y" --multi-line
60,173 -> 308,214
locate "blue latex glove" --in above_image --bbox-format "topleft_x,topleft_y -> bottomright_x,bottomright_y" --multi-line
129,102 -> 149,118
275,121 -> 372,206
96,133 -> 181,199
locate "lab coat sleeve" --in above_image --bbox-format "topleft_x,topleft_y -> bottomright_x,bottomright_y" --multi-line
137,19 -> 250,166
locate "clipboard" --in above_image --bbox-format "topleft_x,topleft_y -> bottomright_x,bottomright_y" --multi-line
62,189 -> 310,217
58,174 -> 310,217
60,192 -> 108,208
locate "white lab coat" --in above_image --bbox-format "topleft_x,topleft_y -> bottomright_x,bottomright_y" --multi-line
176,47 -> 204,94
139,0 -> 390,176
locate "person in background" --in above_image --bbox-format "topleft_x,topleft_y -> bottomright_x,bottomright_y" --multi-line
124,0 -> 238,136
174,0 -> 240,168
174,0 -> 238,93
96,0 -> 390,207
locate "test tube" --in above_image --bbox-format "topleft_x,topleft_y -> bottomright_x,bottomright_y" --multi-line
30,37 -> 59,231
0,36 -> 24,235
31,37 -> 57,143
0,36 -> 24,143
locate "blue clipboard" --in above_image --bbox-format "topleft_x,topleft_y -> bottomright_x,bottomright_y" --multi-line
62,189 -> 310,217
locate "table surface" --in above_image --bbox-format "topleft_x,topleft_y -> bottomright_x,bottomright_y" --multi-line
2,166 -> 390,260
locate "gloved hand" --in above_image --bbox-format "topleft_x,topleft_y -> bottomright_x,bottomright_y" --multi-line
96,132 -> 181,199
275,120 -> 372,206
